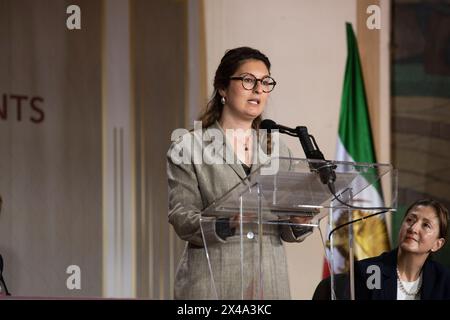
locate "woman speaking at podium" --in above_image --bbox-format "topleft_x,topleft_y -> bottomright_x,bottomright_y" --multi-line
167,47 -> 313,299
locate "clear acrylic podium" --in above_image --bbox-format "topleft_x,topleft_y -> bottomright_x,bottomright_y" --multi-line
200,157 -> 397,300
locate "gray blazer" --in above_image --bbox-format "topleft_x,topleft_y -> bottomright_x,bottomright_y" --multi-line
167,121 -> 311,299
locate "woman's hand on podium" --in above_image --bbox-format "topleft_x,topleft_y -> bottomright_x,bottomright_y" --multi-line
289,215 -> 313,226
229,212 -> 257,229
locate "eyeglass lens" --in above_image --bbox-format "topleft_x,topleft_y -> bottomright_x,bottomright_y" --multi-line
242,74 -> 275,92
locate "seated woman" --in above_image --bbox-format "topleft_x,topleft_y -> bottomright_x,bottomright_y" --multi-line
355,199 -> 450,300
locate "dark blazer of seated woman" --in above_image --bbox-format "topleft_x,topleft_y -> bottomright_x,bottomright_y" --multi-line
355,248 -> 450,300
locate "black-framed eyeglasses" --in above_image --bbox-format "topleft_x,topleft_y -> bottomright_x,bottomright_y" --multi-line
230,73 -> 277,93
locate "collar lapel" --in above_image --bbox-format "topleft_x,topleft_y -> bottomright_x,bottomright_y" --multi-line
380,249 -> 398,300
204,122 -> 247,180
421,258 -> 434,299
251,130 -> 270,175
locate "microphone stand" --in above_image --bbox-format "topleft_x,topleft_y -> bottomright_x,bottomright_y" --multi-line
275,125 -> 337,188
0,254 -> 11,296
0,277 -> 10,296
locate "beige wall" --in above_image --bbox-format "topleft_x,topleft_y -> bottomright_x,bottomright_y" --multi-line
203,0 -> 390,299
0,0 -> 103,297
132,0 -> 188,299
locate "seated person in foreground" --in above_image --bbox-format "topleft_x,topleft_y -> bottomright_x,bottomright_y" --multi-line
355,199 -> 450,300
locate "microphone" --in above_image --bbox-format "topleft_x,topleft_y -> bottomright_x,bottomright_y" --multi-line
260,119 -> 336,185
260,119 -> 297,135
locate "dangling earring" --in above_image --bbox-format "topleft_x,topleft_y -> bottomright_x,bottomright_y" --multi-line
221,96 -> 226,105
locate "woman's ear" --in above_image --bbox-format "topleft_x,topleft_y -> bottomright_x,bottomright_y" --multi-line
432,238 -> 445,252
218,88 -> 226,99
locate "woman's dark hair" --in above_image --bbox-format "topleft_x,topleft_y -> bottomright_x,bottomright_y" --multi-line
198,47 -> 271,129
404,199 -> 449,242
